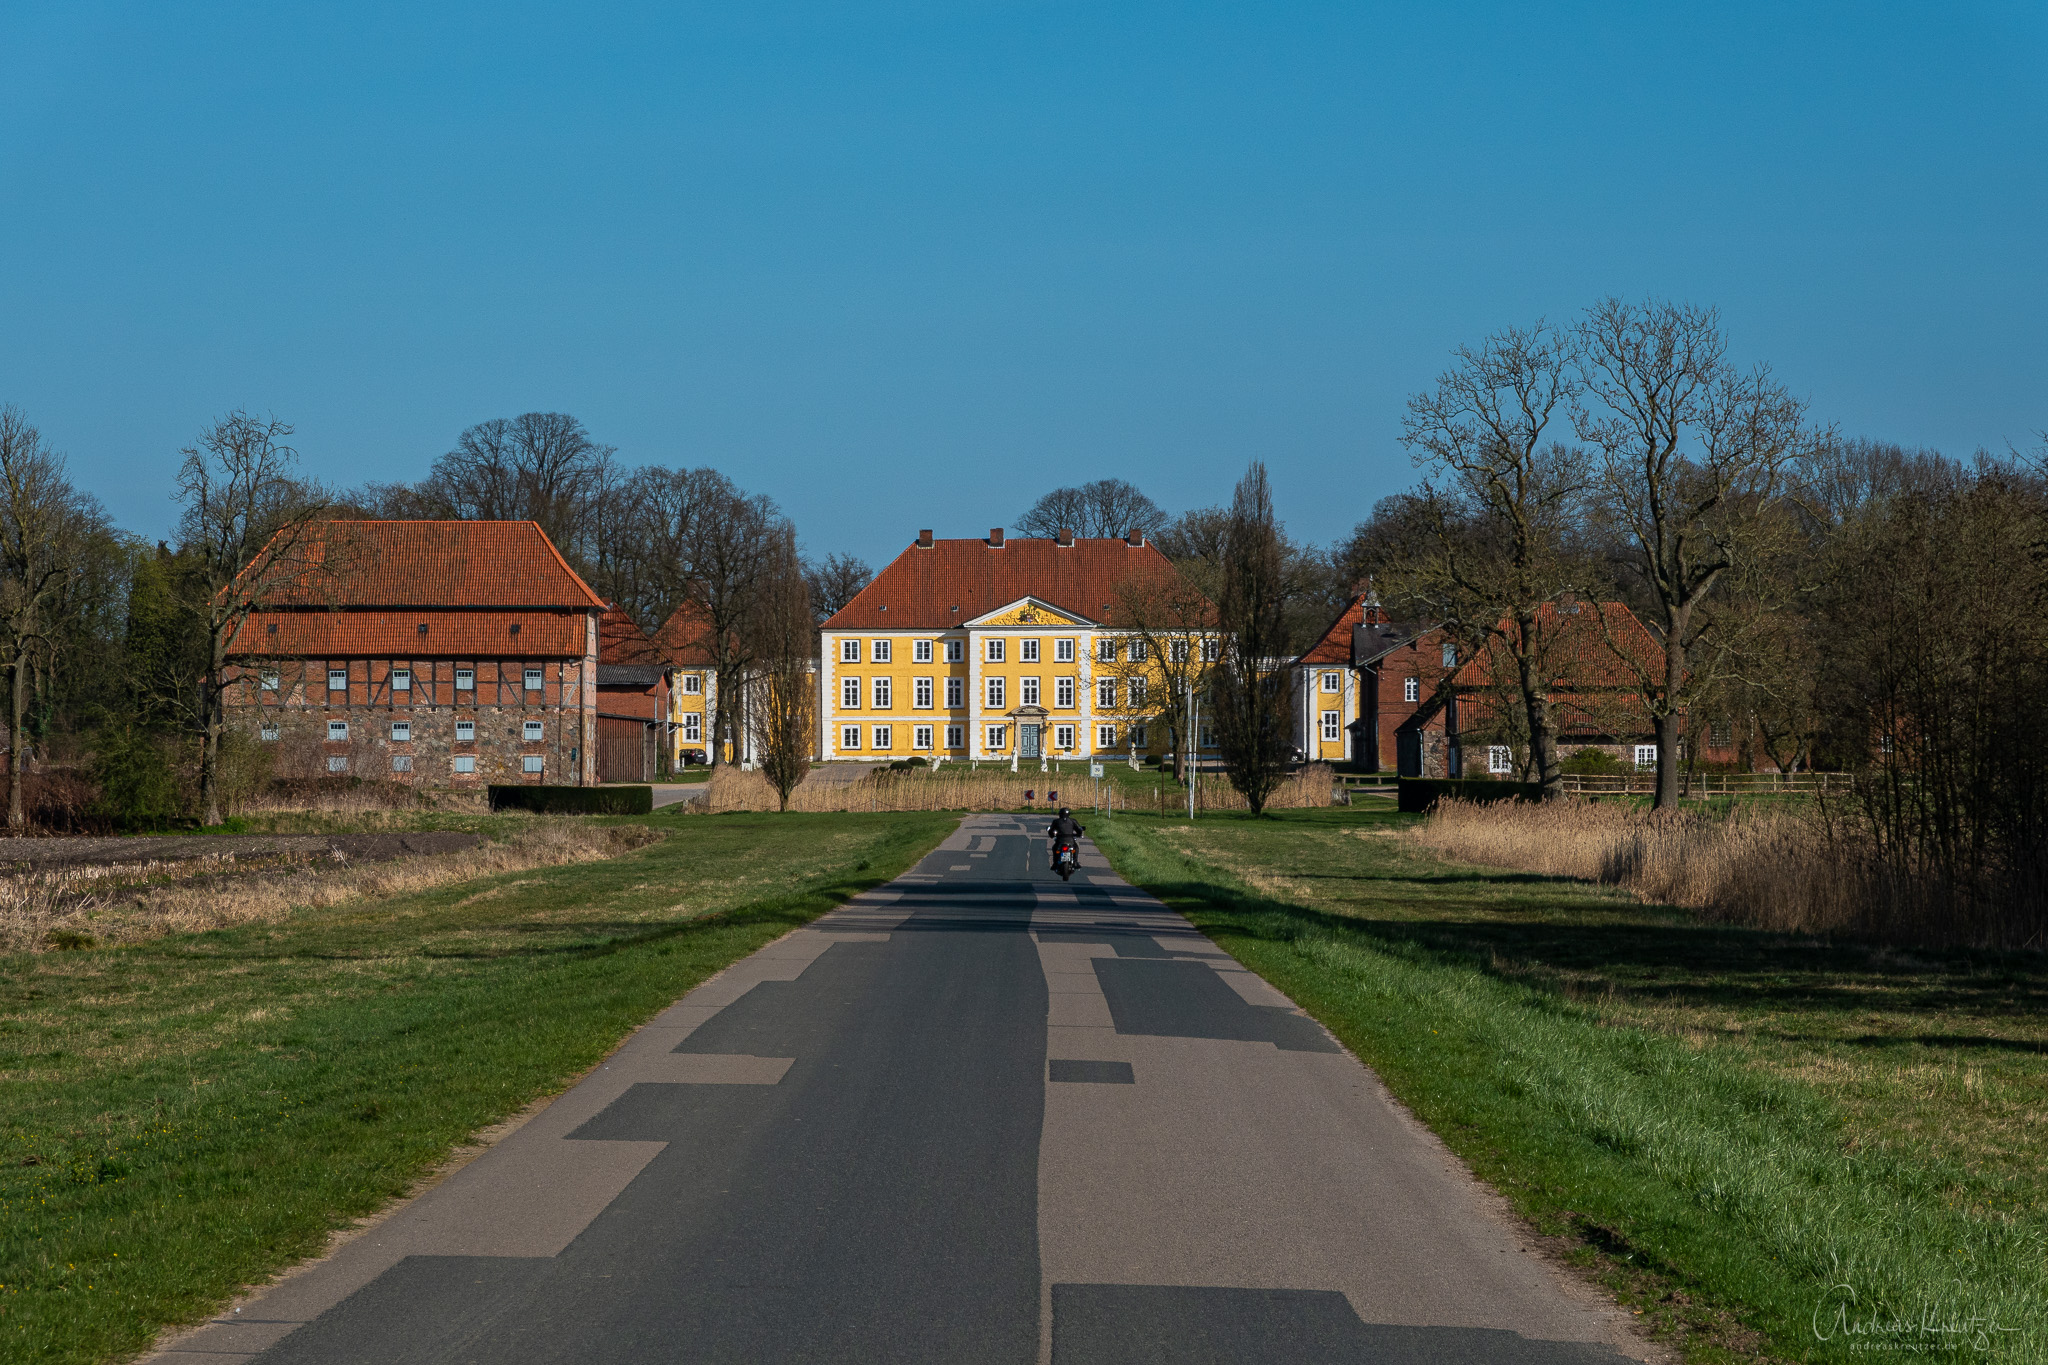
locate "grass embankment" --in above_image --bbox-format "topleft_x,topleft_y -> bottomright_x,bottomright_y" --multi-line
1091,808 -> 2047,1364
0,809 -> 954,1365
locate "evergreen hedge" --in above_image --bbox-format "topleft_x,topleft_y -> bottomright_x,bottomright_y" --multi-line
487,784 -> 655,815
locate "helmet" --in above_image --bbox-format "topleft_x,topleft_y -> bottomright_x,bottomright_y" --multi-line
1058,807 -> 1071,816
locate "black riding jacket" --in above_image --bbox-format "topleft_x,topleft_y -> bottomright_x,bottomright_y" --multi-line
1046,815 -> 1086,844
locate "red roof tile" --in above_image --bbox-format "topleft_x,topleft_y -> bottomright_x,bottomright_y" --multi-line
1453,602 -> 1661,690
822,534 -> 1184,630
599,604 -> 664,665
244,520 -> 608,611
652,603 -> 716,667
229,610 -> 590,658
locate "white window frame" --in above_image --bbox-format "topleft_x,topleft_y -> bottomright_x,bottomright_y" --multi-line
945,676 -> 964,708
1097,677 -> 1116,708
259,670 -> 280,692
987,677 -> 1006,708
913,640 -> 933,664
523,720 -> 544,741
1321,711 -> 1340,742
523,668 -> 544,691
841,638 -> 861,663
1170,640 -> 1188,663
522,755 -> 544,773
1020,676 -> 1039,706
1634,744 -> 1658,770
841,725 -> 862,750
455,668 -> 475,692
986,724 -> 1007,751
912,724 -> 933,750
872,724 -> 892,750
1130,724 -> 1148,747
872,640 -> 892,663
1097,724 -> 1117,748
259,723 -> 279,742
391,722 -> 411,742
455,720 -> 475,741
1403,676 -> 1420,703
327,668 -> 348,692
327,755 -> 348,773
913,677 -> 933,708
681,673 -> 702,695
1129,639 -> 1148,663
1055,676 -> 1074,709
682,713 -> 701,742
1488,745 -> 1513,775
1054,724 -> 1074,750
1097,638 -> 1117,662
1442,644 -> 1457,668
327,720 -> 349,741
1202,639 -> 1220,662
391,755 -> 413,772
986,638 -> 1005,663
1020,639 -> 1040,663
1055,638 -> 1075,663
1129,677 -> 1148,707
872,677 -> 891,709
1321,671 -> 1340,692
944,724 -> 965,749
453,754 -> 476,774
842,677 -> 861,709
944,639 -> 964,663
391,668 -> 412,692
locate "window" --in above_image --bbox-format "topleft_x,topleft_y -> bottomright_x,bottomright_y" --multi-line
1097,724 -> 1117,748
328,668 -> 348,692
1130,724 -> 1148,747
681,673 -> 702,695
1129,640 -> 1148,663
455,668 -> 475,692
392,755 -> 413,772
1055,638 -> 1074,662
1202,639 -> 1220,662
1098,677 -> 1116,708
841,724 -> 861,750
327,756 -> 348,773
872,677 -> 891,709
1170,640 -> 1189,662
1129,677 -> 1148,707
1321,672 -> 1340,693
682,713 -> 701,742
523,668 -> 543,691
1634,744 -> 1658,770
841,639 -> 861,663
986,724 -> 1007,750
945,677 -> 964,708
914,677 -> 933,708
391,668 -> 412,692
913,725 -> 933,750
945,639 -> 964,663
259,670 -> 280,692
1055,676 -> 1074,708
913,640 -> 933,664
1021,639 -> 1039,663
943,724 -> 964,748
1054,724 -> 1074,750
1710,719 -> 1732,747
872,724 -> 892,750
1488,745 -> 1513,775
1199,724 -> 1215,748
391,722 -> 411,742
1403,676 -> 1420,703
524,720 -> 544,741
1097,638 -> 1118,662
259,723 -> 279,742
987,677 -> 1006,708
327,721 -> 349,741
872,640 -> 892,663
453,755 -> 476,774
842,677 -> 861,709
986,638 -> 1005,663
1442,644 -> 1457,668
1321,711 -> 1341,742
1020,676 -> 1039,706
455,720 -> 475,741
522,755 -> 544,773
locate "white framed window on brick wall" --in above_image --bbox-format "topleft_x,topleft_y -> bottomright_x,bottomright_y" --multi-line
259,670 -> 279,691
1403,676 -> 1420,703
327,721 -> 348,741
522,756 -> 544,773
945,677 -> 963,707
1021,676 -> 1039,706
1489,745 -> 1513,774
1055,677 -> 1074,708
841,639 -> 860,663
841,724 -> 861,750
523,668 -> 543,691
1321,711 -> 1340,742
328,668 -> 348,692
986,638 -> 1005,662
913,725 -> 933,750
453,755 -> 476,774
682,673 -> 702,694
682,714 -> 700,742
1054,724 -> 1074,749
391,722 -> 411,741
986,724 -> 1006,751
914,640 -> 933,663
455,720 -> 475,741
987,677 -> 1006,708
945,639 -> 963,663
260,723 -> 279,741
842,677 -> 861,709
456,669 -> 475,692
944,724 -> 964,749
524,720 -> 544,741
327,756 -> 348,772
872,677 -> 891,709
914,677 -> 933,708
1021,639 -> 1039,662
1097,677 -> 1116,708
392,668 -> 412,691
872,724 -> 892,749
1097,724 -> 1116,748
392,755 -> 413,772
1055,638 -> 1074,662
1634,744 -> 1658,769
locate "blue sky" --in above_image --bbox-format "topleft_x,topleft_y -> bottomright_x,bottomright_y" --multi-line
3,2 -> 2043,570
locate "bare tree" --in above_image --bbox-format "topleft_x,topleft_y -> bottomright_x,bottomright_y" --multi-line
1106,564 -> 1215,784
171,412 -> 330,825
1400,320 -> 1593,797
675,473 -> 784,768
1575,298 -> 1816,808
1211,462 -> 1295,813
805,552 -> 873,622
1017,479 -> 1167,540
401,412 -> 618,557
0,408 -> 106,830
749,528 -> 817,809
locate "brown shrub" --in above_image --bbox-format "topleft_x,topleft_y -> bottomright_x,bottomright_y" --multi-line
699,763 -> 1334,814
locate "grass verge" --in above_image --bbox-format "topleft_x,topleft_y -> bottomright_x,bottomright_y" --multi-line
1091,808 -> 2046,1364
0,809 -> 955,1364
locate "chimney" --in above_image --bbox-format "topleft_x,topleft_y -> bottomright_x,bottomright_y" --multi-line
1125,528 -> 1144,547
917,529 -> 933,549
989,527 -> 1005,548
1056,527 -> 1074,547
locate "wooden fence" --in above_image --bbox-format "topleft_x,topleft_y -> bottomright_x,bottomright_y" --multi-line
1557,771 -> 1851,797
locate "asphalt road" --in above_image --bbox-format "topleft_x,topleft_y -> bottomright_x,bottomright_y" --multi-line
154,815 -> 1651,1365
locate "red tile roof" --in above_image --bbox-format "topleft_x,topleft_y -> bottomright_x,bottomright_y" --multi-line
242,520 -> 608,610
228,610 -> 590,658
822,534 -> 1185,630
652,603 -> 716,667
1298,593 -> 1372,664
599,604 -> 664,666
1453,602 -> 1662,690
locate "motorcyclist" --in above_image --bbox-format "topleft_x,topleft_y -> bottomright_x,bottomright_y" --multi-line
1046,807 -> 1085,865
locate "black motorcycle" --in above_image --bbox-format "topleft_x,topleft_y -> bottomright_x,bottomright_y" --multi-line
1052,840 -> 1079,881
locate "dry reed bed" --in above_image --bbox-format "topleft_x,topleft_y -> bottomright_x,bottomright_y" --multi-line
0,819 -> 661,953
1414,797 -> 2033,947
701,764 -> 1335,813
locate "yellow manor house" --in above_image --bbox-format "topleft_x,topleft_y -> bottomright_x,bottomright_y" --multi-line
818,528 -> 1211,766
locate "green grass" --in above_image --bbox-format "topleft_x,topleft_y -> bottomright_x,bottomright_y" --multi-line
0,809 -> 955,1364
1091,808 -> 2047,1364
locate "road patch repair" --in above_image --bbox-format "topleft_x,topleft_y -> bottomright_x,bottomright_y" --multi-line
149,815 -> 1653,1364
